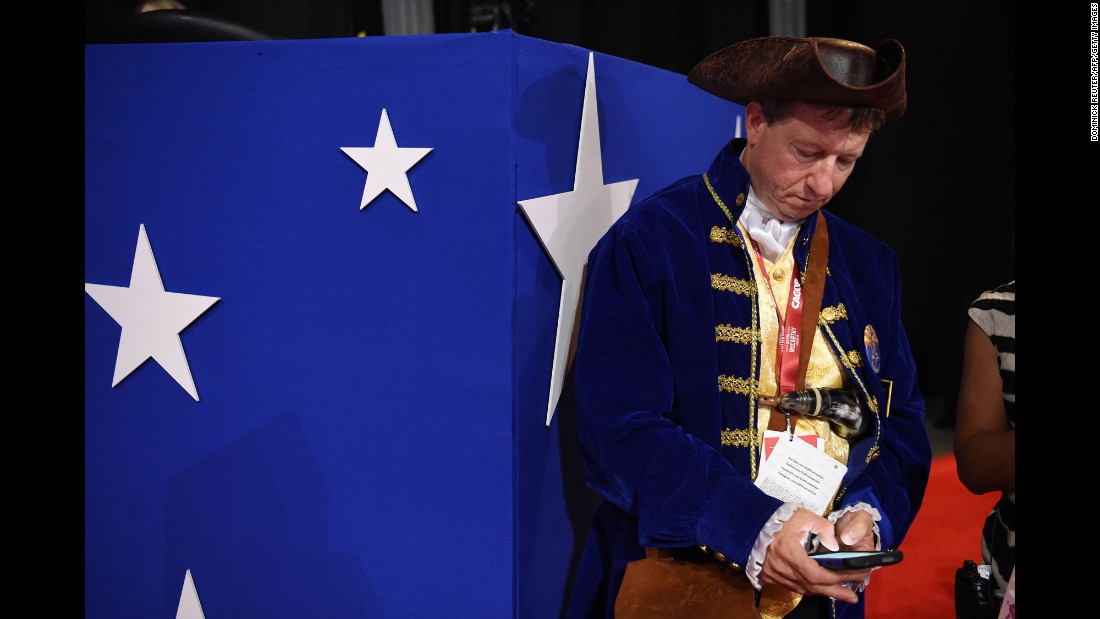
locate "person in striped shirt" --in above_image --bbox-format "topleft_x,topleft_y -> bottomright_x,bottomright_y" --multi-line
955,280 -> 1015,611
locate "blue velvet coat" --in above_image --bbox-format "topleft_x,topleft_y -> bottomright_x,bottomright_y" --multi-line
566,139 -> 932,618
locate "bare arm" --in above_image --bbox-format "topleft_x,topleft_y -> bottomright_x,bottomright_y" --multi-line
953,319 -> 1015,495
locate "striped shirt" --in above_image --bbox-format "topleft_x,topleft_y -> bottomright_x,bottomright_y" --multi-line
967,280 -> 1015,601
968,281 -> 1015,426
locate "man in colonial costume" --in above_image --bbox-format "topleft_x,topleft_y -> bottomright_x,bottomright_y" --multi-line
566,36 -> 932,618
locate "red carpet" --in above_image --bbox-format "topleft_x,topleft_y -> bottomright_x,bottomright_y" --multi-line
865,453 -> 998,618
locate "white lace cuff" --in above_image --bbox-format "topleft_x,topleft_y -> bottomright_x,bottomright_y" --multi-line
822,502 -> 883,592
745,502 -> 801,589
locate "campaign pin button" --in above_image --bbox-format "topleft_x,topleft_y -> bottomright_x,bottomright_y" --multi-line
863,325 -> 881,374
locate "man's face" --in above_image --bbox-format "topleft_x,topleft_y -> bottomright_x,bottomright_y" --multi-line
742,101 -> 871,222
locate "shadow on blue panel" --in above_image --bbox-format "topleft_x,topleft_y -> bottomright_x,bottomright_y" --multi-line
515,60 -> 585,189
166,411 -> 383,618
553,363 -> 606,616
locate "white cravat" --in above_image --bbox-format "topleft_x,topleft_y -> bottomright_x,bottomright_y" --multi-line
738,187 -> 802,262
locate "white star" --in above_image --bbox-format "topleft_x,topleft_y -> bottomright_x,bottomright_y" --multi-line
85,224 -> 220,401
341,108 -> 434,212
175,569 -> 206,619
519,53 -> 639,426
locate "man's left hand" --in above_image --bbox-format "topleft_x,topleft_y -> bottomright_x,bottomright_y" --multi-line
834,509 -> 875,551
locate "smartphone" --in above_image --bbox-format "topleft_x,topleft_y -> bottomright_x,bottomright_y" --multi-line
809,550 -> 903,569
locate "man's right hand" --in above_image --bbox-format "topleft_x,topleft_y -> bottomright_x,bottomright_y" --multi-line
756,508 -> 871,604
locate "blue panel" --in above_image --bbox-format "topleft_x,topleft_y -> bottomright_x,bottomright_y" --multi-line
86,32 -> 516,618
86,29 -> 743,619
511,36 -> 742,617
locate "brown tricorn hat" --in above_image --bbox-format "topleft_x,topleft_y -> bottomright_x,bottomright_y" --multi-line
687,36 -> 907,121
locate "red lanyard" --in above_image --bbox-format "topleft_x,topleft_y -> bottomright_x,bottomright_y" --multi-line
749,240 -> 803,394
